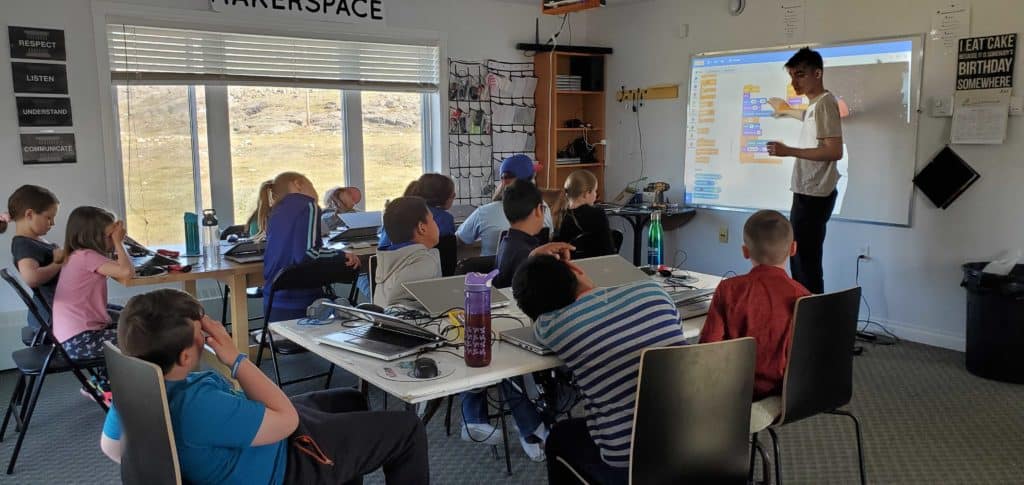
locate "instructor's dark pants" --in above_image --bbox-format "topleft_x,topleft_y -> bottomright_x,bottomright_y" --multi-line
790,190 -> 837,294
285,388 -> 430,485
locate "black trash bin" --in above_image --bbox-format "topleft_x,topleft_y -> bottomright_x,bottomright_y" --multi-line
961,262 -> 1024,383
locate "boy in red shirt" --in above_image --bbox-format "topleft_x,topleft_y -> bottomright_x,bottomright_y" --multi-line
700,210 -> 810,406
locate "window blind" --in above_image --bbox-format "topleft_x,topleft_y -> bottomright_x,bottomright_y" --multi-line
107,24 -> 439,92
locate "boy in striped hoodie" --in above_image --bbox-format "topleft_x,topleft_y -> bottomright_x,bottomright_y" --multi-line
512,255 -> 686,484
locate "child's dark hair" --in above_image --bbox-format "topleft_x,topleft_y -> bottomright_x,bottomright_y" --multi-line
404,173 -> 456,208
119,289 -> 204,374
502,179 -> 543,224
785,47 -> 823,71
64,206 -> 116,254
1,185 -> 59,234
383,196 -> 431,244
512,255 -> 579,320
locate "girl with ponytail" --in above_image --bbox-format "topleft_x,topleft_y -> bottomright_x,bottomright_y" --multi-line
552,170 -> 616,258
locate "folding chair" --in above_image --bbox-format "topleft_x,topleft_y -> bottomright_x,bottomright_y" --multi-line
749,287 -> 866,485
103,342 -> 182,485
256,259 -> 360,388
0,269 -> 108,475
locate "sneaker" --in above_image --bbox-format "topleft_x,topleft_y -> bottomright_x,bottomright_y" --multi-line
519,435 -> 546,462
461,422 -> 502,446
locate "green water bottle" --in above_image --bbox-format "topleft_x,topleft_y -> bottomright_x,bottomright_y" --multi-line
647,210 -> 663,267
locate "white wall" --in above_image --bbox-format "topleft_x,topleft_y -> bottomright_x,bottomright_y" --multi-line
0,0 -> 578,367
590,0 -> 1024,350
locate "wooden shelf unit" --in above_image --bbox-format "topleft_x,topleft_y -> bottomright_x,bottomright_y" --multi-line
535,51 -> 607,200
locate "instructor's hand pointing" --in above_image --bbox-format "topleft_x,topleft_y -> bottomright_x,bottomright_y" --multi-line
766,141 -> 793,157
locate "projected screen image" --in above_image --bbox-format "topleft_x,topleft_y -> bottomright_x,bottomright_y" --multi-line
684,40 -> 915,221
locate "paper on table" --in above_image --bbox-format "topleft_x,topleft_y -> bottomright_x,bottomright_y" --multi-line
951,88 -> 1010,144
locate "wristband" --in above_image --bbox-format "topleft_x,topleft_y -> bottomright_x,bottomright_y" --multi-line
230,353 -> 248,379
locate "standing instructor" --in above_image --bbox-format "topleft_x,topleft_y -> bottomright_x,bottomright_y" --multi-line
766,47 -> 843,294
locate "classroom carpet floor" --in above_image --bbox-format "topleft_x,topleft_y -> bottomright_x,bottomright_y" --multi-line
0,339 -> 1022,484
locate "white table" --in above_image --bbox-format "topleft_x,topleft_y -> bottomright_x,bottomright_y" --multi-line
270,270 -> 721,405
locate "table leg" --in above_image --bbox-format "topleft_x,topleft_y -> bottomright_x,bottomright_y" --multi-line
624,216 -> 643,266
226,273 -> 255,360
182,280 -> 198,298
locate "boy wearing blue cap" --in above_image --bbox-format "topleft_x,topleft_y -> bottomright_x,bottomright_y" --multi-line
455,154 -> 553,256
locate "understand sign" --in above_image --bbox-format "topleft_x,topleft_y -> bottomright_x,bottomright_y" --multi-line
21,133 -> 77,165
16,97 -> 73,127
8,26 -> 66,61
957,33 -> 1016,90
11,62 -> 68,94
209,0 -> 385,24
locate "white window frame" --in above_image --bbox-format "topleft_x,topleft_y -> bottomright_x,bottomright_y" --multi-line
91,1 -> 446,226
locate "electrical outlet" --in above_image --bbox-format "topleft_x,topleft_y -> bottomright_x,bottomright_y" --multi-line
858,245 -> 871,259
719,225 -> 729,244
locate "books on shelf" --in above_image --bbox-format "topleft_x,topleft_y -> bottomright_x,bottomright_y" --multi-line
556,75 -> 582,91
555,157 -> 582,165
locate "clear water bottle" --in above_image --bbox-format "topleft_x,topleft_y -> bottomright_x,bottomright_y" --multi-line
647,210 -> 663,267
464,269 -> 498,367
201,209 -> 219,267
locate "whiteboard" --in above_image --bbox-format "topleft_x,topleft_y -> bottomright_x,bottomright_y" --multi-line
683,35 -> 923,226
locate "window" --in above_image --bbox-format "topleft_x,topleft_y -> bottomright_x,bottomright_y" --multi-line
108,25 -> 438,241
361,92 -> 425,211
117,85 -> 210,246
228,87 -> 345,225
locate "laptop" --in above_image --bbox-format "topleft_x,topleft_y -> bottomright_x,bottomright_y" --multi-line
124,236 -> 178,276
315,303 -> 444,360
402,275 -> 510,316
329,211 -> 382,242
668,288 -> 715,320
573,255 -> 651,288
224,239 -> 266,263
500,326 -> 554,355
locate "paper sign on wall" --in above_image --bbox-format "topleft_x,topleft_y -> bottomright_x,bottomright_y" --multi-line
779,0 -> 804,42
951,88 -> 1009,144
956,33 -> 1016,90
11,62 -> 68,94
16,97 -> 73,127
929,2 -> 970,52
8,26 -> 66,61
209,0 -> 385,25
20,133 -> 77,165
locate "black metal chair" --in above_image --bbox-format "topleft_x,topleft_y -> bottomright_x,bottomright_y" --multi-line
255,259 -> 360,388
0,269 -> 108,475
103,342 -> 182,485
611,229 -> 624,254
750,287 -> 865,485
454,255 -> 497,276
367,255 -> 379,303
436,234 -> 458,277
553,339 -> 756,484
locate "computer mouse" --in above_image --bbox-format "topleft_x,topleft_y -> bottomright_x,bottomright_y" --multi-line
412,357 -> 439,379
226,234 -> 240,243
658,268 -> 673,277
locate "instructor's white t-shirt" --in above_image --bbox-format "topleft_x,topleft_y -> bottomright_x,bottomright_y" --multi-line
791,91 -> 843,197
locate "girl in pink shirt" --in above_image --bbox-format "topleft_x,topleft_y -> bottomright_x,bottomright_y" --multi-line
52,207 -> 134,361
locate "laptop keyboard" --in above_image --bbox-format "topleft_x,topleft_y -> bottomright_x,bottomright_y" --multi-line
343,325 -> 432,348
669,288 -> 714,306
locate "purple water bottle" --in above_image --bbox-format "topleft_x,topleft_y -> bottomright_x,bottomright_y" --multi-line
464,270 -> 499,367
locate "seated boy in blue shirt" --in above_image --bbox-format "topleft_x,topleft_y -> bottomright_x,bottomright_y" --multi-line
100,289 -> 429,485
493,179 -> 574,289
